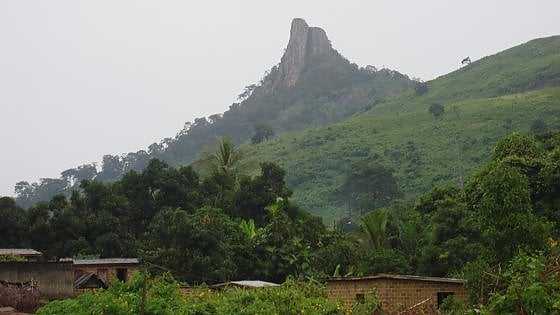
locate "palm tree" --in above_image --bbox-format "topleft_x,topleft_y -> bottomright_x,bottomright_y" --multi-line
239,219 -> 258,240
211,137 -> 241,178
361,209 -> 389,249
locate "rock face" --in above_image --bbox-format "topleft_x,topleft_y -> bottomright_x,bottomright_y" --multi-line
276,18 -> 335,88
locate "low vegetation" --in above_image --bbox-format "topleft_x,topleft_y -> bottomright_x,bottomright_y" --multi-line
37,274 -> 352,315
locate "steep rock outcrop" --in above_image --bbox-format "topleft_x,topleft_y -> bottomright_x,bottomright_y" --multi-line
275,18 -> 335,88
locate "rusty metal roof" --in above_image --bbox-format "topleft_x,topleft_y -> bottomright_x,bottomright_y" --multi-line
74,273 -> 107,289
0,249 -> 42,256
327,273 -> 465,284
213,280 -> 280,288
72,258 -> 140,266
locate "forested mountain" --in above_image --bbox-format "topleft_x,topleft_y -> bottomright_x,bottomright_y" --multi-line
14,18 -> 413,208
237,35 -> 560,221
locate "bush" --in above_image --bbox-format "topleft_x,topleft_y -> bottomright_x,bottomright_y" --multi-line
185,279 -> 343,314
37,273 -> 193,315
351,290 -> 381,314
530,118 -> 548,135
492,132 -> 541,161
438,295 -> 468,315
37,274 -> 343,315
414,81 -> 429,95
428,103 -> 445,119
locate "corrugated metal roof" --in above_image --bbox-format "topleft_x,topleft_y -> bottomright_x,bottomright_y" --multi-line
72,258 -> 140,265
74,273 -> 107,289
213,280 -> 280,288
0,249 -> 42,256
327,273 -> 465,284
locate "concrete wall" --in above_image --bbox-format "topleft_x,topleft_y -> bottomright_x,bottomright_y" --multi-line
0,262 -> 74,299
327,278 -> 467,314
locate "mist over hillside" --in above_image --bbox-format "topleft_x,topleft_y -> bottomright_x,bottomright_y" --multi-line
14,19 -> 413,208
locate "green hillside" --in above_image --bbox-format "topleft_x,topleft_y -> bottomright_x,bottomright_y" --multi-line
237,36 -> 560,222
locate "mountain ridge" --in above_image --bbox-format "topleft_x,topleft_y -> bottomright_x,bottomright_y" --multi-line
235,35 -> 560,221
13,18 -> 413,208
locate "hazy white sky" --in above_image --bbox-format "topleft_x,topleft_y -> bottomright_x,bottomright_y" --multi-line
1,0 -> 559,196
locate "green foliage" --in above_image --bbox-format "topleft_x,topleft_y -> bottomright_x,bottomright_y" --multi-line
355,248 -> 410,275
37,276 -> 344,315
239,219 -> 259,240
417,196 -> 481,277
531,118 -> 549,135
210,138 -> 242,180
0,255 -> 26,262
492,132 -> 542,161
438,295 -> 468,315
0,197 -> 27,247
144,207 -> 247,283
459,251 -> 560,314
185,279 -> 343,315
37,273 -> 186,315
351,290 -> 381,314
414,81 -> 428,95
251,124 -> 275,144
466,159 -> 551,259
237,36 -> 560,221
360,209 -> 389,249
486,253 -> 557,314
338,162 -> 400,212
428,103 -> 445,119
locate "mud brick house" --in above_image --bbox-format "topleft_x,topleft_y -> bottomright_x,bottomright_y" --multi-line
326,274 -> 467,314
72,258 -> 140,287
0,254 -> 141,299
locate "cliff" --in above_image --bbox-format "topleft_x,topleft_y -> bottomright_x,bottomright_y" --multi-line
275,18 -> 335,88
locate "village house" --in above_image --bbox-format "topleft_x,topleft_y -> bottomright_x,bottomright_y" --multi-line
72,258 -> 140,290
326,274 -> 467,314
0,250 -> 141,299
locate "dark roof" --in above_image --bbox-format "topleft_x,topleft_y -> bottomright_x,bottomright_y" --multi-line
212,280 -> 280,288
0,249 -> 42,256
72,258 -> 140,266
327,274 -> 465,284
75,273 -> 107,289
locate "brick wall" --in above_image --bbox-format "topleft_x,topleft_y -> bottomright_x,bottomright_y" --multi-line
327,278 -> 467,314
0,262 -> 74,298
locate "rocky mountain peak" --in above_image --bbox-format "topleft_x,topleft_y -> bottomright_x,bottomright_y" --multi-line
276,18 -> 335,88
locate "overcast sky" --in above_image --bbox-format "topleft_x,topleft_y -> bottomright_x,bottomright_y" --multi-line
1,1 -> 559,196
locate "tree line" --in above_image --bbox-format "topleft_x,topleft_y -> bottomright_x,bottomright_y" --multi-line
3,132 -> 560,312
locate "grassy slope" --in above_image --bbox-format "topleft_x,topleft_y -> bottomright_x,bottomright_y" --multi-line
232,36 -> 560,222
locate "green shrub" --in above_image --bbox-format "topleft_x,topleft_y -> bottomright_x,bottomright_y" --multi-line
37,275 -> 343,315
351,290 -> 381,315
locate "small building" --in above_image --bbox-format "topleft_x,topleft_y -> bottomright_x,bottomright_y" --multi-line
72,258 -> 140,285
326,274 -> 467,314
0,249 -> 42,261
